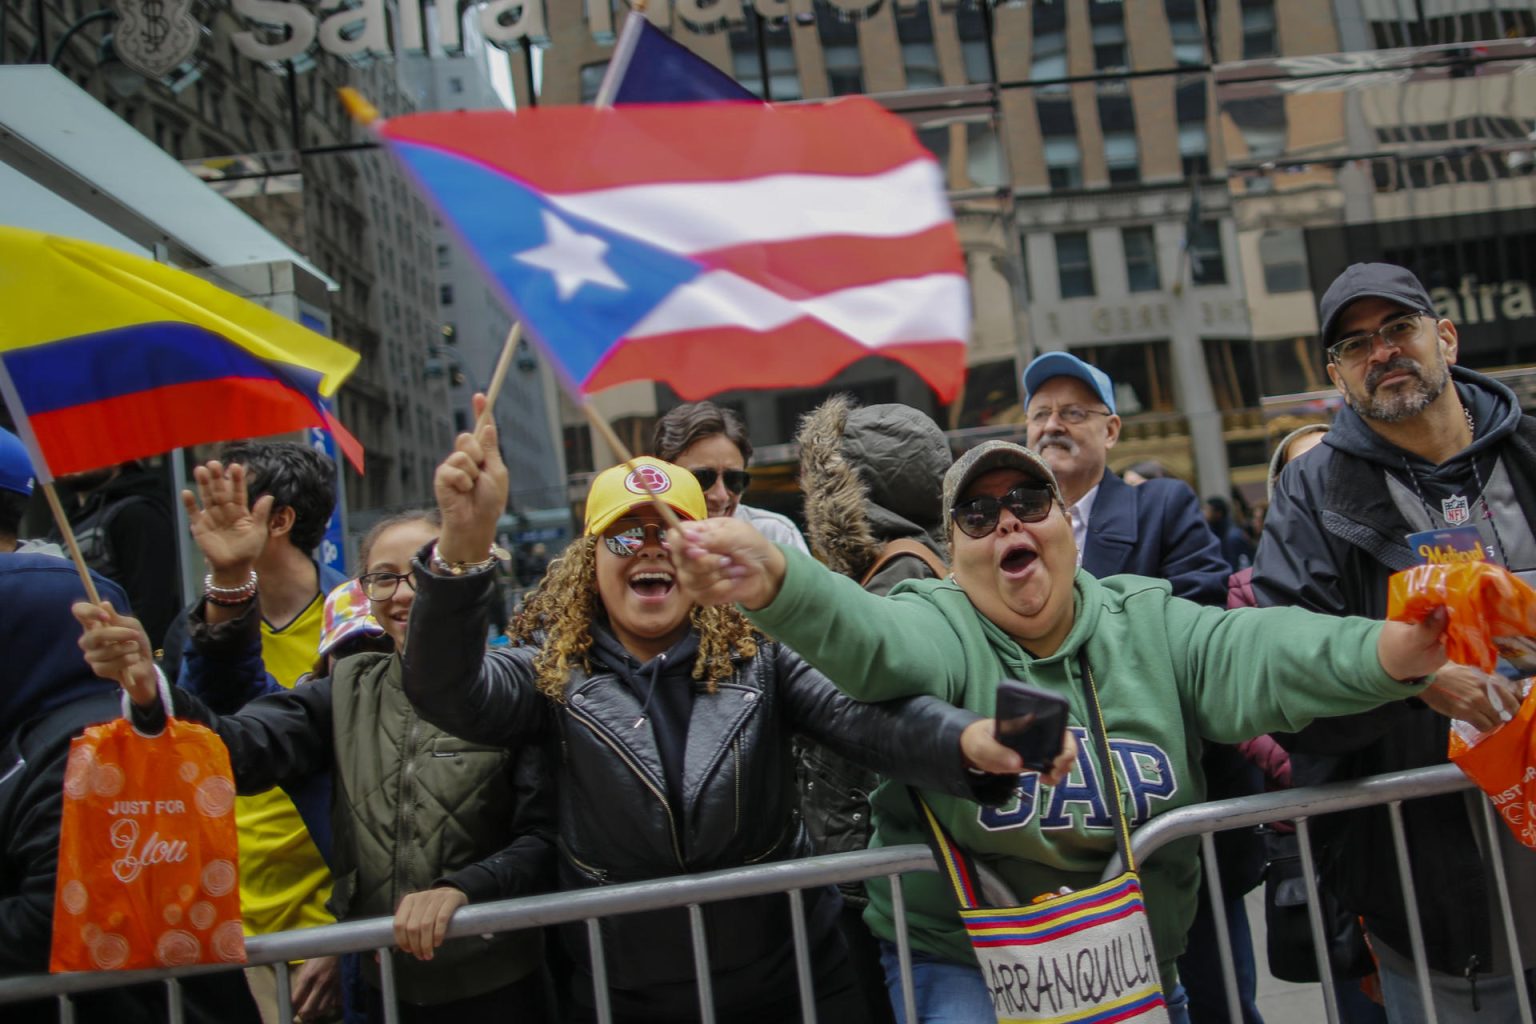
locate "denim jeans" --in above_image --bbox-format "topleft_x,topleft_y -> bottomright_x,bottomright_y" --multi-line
877,942 -> 1189,1024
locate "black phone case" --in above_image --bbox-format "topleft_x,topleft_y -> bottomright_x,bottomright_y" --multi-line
994,679 -> 1070,771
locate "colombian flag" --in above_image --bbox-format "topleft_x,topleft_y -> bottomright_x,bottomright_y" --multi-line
0,227 -> 363,480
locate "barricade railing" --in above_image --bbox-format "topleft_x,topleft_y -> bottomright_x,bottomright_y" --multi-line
1100,762 -> 1530,1024
2,764 -> 1516,1024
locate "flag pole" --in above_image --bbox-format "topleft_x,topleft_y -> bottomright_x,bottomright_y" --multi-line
39,482 -> 103,605
475,322 -> 522,433
580,399 -> 683,530
0,359 -> 102,603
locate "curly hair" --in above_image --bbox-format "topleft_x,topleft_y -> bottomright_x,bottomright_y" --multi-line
511,536 -> 760,702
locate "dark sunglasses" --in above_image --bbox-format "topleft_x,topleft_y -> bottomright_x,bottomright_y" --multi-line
691,467 -> 751,495
951,484 -> 1055,539
601,521 -> 669,557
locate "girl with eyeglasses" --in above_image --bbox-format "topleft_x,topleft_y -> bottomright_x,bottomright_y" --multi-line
75,470 -> 555,1024
396,400 -> 1030,1024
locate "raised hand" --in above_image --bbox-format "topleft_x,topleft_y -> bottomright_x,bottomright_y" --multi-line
181,461 -> 273,580
72,601 -> 158,707
433,393 -> 508,564
672,517 -> 788,611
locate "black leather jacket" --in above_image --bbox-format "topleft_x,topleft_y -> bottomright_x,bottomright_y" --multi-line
401,552 -> 1007,1007
1252,368 -> 1536,977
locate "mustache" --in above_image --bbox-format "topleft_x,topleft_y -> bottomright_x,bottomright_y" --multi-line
1036,431 -> 1078,454
1365,357 -> 1424,392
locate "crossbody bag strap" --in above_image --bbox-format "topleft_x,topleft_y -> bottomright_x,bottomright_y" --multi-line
907,786 -> 985,910
1077,649 -> 1136,875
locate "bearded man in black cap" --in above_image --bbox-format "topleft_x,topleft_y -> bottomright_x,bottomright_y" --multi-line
1253,262 -> 1536,1021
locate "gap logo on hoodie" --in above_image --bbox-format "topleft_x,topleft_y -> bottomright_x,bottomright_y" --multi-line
977,727 -> 1179,832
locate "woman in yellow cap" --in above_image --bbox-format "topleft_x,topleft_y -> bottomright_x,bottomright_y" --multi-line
393,396 -> 1037,1024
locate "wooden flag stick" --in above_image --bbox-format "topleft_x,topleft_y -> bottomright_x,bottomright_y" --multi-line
580,399 -> 683,530
40,481 -> 102,604
475,322 -> 522,433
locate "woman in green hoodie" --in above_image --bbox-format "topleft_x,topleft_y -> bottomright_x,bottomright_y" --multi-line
672,439 -> 1451,1024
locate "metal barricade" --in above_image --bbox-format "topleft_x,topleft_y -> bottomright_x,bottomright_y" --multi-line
2,764 -> 1524,1023
1099,762 -> 1531,1024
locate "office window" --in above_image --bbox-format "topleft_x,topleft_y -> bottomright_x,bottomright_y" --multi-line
436,244 -> 451,269
966,121 -> 1005,189
1169,11 -> 1206,66
1122,227 -> 1160,292
440,284 -> 455,305
1055,232 -> 1095,298
1241,0 -> 1277,60
1176,79 -> 1209,177
817,6 -> 863,95
898,3 -> 941,90
448,76 -> 464,94
1038,98 -> 1081,189
917,124 -> 951,172
1092,21 -> 1127,70
1044,136 -> 1082,189
1258,229 -> 1308,293
1072,341 -> 1175,414
1188,222 -> 1226,286
1228,96 -> 1287,162
1099,96 -> 1139,185
1031,32 -> 1067,88
955,3 -> 992,85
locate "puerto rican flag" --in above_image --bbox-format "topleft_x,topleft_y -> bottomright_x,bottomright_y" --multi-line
377,99 -> 969,401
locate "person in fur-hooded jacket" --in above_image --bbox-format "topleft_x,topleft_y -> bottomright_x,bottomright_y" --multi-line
795,397 -> 954,1024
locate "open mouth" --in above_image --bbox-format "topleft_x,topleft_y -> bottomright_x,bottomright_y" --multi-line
1000,547 -> 1038,575
629,570 -> 677,599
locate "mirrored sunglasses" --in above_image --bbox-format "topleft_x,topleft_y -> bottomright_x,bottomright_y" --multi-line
602,521 -> 669,557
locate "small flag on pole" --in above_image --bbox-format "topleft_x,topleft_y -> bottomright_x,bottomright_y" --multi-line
376,100 -> 970,402
0,226 -> 364,481
596,12 -> 757,106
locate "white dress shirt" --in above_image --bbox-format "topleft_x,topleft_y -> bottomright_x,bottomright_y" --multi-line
1066,483 -> 1100,567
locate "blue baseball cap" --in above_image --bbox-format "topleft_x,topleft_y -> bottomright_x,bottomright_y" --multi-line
1023,352 -> 1117,415
0,428 -> 35,497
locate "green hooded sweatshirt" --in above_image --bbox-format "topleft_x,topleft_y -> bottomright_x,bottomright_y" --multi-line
748,546 -> 1426,992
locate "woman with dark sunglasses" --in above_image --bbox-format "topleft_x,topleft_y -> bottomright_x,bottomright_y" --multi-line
652,399 -> 812,555
393,405 -> 1030,1024
670,439 -> 1456,1024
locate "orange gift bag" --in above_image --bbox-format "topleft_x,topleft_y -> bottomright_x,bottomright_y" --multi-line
50,678 -> 247,972
1389,561 -> 1536,850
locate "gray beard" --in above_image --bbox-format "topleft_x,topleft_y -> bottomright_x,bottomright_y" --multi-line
1343,356 -> 1449,424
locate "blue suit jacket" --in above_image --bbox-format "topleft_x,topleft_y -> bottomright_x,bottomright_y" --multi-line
1079,469 -> 1229,608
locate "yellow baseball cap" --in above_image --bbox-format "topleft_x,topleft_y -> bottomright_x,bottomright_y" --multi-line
583,457 -> 708,536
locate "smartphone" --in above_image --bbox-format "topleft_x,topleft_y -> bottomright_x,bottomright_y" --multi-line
994,679 -> 1070,772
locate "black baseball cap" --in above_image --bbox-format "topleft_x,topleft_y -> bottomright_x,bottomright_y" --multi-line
1318,263 -> 1436,347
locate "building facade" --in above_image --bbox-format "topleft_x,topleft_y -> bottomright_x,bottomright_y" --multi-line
514,0 -> 1535,514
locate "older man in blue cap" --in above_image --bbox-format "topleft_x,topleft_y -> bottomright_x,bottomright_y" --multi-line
1022,352 -> 1228,603
1022,353 -> 1257,1022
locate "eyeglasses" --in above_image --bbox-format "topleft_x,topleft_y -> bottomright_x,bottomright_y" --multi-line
1027,405 -> 1113,427
1328,313 -> 1429,367
691,467 -> 751,494
951,484 -> 1056,539
359,571 -> 415,601
602,521 -> 669,557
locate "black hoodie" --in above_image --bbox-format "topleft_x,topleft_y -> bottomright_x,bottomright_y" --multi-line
1252,365 -> 1536,979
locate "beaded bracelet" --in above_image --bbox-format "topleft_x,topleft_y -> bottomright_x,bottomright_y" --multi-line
204,569 -> 258,606
428,542 -> 498,577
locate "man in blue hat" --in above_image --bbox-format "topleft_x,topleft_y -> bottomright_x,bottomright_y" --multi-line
1022,351 -> 1228,603
1022,353 -> 1255,1020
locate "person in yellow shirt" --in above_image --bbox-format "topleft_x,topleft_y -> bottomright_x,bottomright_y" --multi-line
178,440 -> 344,1024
